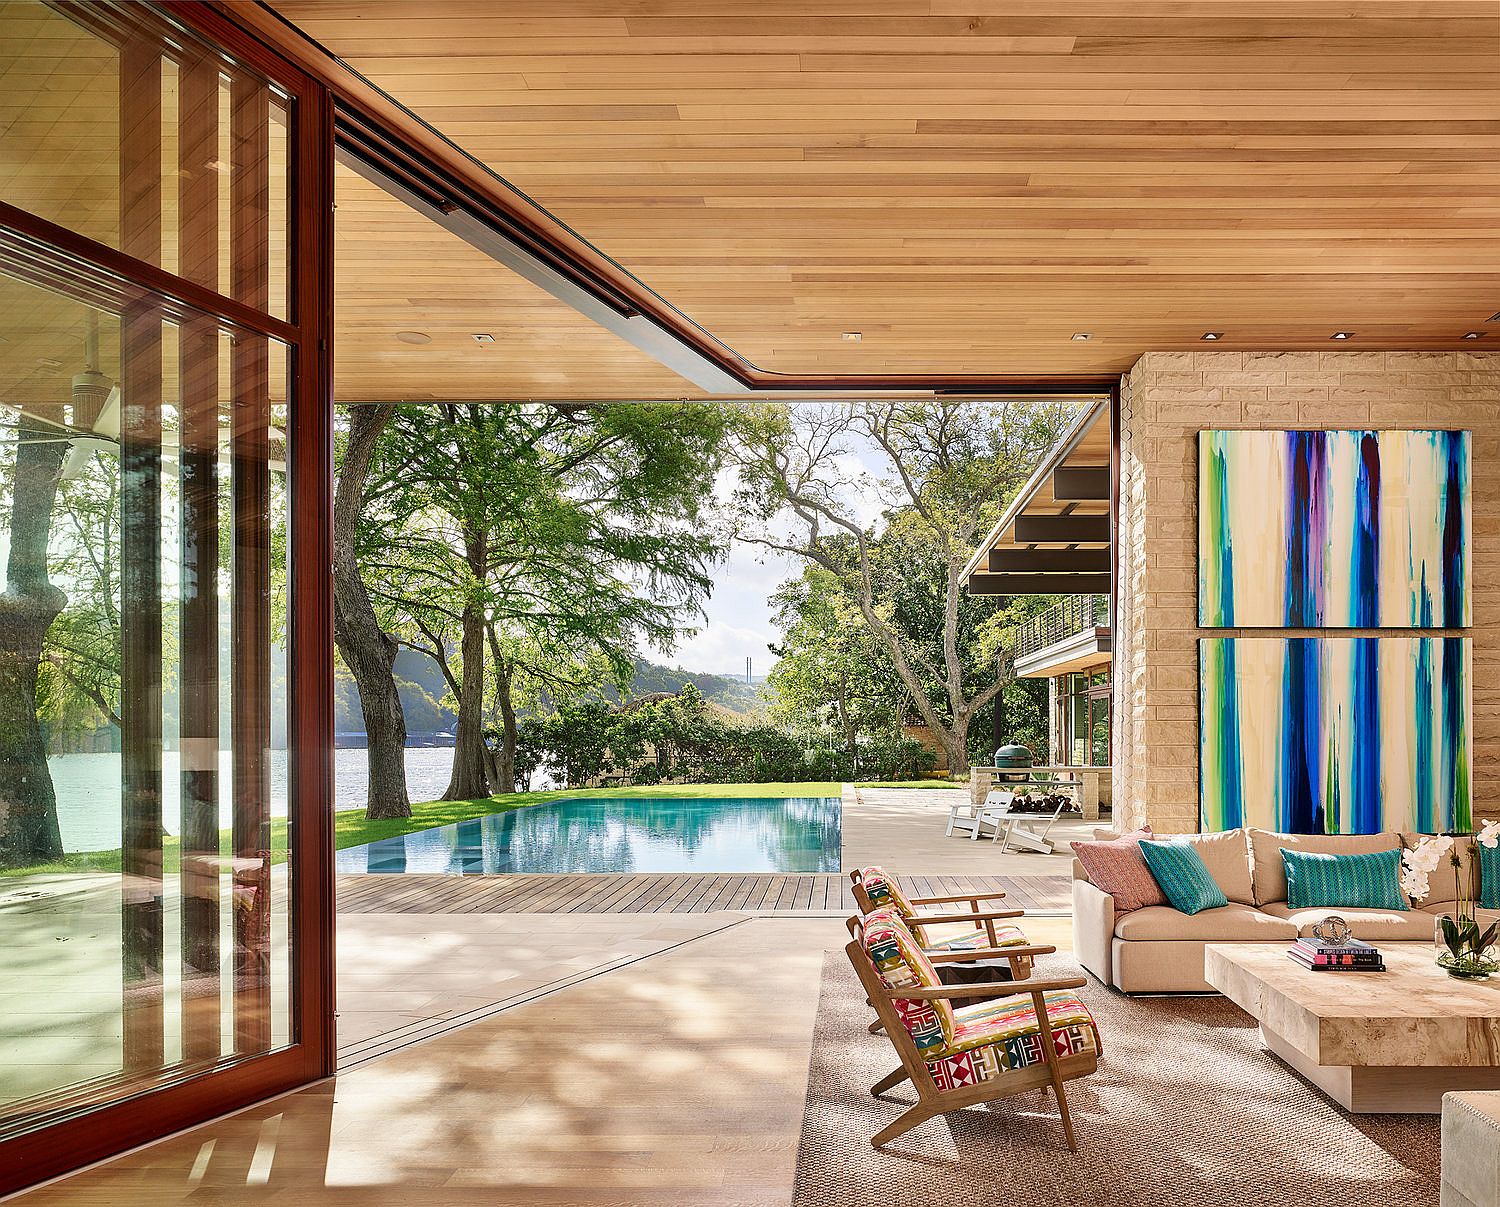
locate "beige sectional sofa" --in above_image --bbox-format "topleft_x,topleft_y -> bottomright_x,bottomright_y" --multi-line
1073,827 -> 1492,993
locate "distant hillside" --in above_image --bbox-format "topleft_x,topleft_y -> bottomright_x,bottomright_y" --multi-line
335,651 -> 766,739
615,657 -> 766,718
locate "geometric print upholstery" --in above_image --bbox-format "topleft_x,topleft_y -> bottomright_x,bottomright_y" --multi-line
858,866 -> 1028,949
924,925 -> 1029,954
859,867 -> 919,921
860,908 -> 957,1056
861,909 -> 1101,1096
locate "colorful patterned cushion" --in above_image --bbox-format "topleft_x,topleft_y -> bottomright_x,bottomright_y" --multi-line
924,925 -> 1028,954
1482,843 -> 1500,910
861,908 -> 955,1056
1071,829 -> 1168,913
859,867 -> 917,919
924,991 -> 1101,1092
1138,839 -> 1231,915
1281,848 -> 1407,911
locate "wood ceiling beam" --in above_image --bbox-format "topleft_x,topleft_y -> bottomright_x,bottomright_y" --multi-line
966,572 -> 1112,597
1012,514 -> 1111,545
986,547 -> 1110,574
1051,465 -> 1110,502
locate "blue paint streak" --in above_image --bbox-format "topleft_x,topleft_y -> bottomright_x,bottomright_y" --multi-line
1352,433 -> 1381,627
1280,638 -> 1321,833
1284,431 -> 1328,626
1442,635 -> 1464,832
1441,431 -> 1467,628
1351,637 -> 1381,834
1415,637 -> 1433,834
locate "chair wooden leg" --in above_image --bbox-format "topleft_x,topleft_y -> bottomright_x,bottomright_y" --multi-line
872,1102 -> 933,1148
871,1067 -> 909,1096
867,1018 -> 885,1034
1051,1077 -> 1078,1152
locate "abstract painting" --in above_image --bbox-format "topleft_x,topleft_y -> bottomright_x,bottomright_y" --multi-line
1198,429 -> 1470,628
1199,637 -> 1471,835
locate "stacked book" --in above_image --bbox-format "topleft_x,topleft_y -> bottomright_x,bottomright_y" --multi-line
1287,936 -> 1385,972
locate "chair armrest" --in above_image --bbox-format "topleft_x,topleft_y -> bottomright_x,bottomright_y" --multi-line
908,890 -> 1009,906
915,908 -> 1025,924
927,944 -> 1055,963
888,975 -> 1088,1000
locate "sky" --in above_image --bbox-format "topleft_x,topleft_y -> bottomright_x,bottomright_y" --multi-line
649,438 -> 891,680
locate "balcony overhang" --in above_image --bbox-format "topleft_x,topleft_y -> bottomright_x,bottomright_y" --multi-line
1015,627 -> 1113,679
964,399 -> 1111,597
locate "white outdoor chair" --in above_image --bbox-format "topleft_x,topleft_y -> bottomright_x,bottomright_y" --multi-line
946,789 -> 1013,839
977,788 -> 1070,853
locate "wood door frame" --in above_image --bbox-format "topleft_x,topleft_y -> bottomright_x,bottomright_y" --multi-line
0,2 -> 335,1193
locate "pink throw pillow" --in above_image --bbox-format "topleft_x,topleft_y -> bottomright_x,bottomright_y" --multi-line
1072,827 -> 1167,913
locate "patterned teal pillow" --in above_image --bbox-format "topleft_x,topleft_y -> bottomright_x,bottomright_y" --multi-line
1280,848 -> 1407,911
1138,840 -> 1230,915
1480,844 -> 1499,910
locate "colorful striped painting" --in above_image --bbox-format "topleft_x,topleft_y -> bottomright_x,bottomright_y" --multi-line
1199,430 -> 1470,628
1200,637 -> 1471,835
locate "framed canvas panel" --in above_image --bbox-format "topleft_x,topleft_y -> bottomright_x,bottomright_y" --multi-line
1198,429 -> 1470,628
1199,636 -> 1471,835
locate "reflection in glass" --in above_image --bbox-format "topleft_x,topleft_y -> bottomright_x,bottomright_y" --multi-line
0,266 -> 290,1135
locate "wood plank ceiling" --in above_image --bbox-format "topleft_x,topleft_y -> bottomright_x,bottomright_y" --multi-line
269,0 -> 1500,393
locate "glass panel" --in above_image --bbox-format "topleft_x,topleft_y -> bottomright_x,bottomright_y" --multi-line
0,0 -> 291,320
1090,696 -> 1110,766
0,262 -> 291,1136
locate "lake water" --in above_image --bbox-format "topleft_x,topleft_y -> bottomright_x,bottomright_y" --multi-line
334,795 -> 842,875
47,747 -> 459,853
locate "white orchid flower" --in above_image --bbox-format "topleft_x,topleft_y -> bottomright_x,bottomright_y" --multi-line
1478,819 -> 1500,850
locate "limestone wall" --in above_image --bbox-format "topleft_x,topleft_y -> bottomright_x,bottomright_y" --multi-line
1111,350 -> 1500,833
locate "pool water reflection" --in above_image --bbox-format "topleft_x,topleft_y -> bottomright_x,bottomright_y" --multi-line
334,795 -> 842,875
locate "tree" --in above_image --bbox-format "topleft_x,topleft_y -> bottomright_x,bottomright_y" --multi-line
735,399 -> 1076,775
332,403 -> 411,819
766,565 -> 904,755
0,412 -> 69,866
358,402 -> 727,799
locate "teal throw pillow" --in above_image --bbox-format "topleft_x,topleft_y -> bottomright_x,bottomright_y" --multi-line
1480,843 -> 1499,910
1280,848 -> 1407,911
1138,839 -> 1230,915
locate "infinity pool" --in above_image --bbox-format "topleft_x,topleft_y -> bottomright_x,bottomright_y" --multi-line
334,795 -> 842,875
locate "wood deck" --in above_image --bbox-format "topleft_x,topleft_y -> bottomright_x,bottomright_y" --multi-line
336,871 -> 1071,915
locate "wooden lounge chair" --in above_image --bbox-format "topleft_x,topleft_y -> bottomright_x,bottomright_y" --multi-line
847,908 -> 1100,1150
849,866 -> 1036,979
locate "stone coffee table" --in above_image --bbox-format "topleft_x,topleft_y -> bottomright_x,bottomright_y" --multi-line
1204,941 -> 1500,1113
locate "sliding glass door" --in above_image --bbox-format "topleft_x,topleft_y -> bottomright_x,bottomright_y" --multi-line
0,1 -> 332,1190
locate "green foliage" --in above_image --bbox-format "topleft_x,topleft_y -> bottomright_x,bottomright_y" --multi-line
528,685 -> 935,787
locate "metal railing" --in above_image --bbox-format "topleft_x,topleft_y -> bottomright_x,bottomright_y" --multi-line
1014,594 -> 1109,661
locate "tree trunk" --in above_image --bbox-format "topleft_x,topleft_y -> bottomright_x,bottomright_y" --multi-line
442,597 -> 491,800
494,658 -> 518,795
332,403 -> 411,819
0,415 -> 69,867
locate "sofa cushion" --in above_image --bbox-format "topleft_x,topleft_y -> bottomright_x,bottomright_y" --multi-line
1250,828 -> 1401,905
1259,902 -> 1435,942
1482,843 -> 1500,910
1070,830 -> 1166,913
1281,848 -> 1407,911
1142,829 -> 1253,904
1113,903 -> 1297,942
1139,839 -> 1230,914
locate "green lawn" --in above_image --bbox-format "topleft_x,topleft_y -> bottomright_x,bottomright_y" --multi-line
2,780 -> 848,879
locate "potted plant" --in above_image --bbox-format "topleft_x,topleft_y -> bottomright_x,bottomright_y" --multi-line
1400,821 -> 1500,979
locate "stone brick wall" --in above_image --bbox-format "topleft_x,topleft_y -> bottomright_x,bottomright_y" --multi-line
1111,350 -> 1500,834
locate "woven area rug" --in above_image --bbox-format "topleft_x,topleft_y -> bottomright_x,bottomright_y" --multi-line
794,954 -> 1440,1207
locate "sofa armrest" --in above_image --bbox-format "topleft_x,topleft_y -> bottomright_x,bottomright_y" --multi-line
1072,876 -> 1116,989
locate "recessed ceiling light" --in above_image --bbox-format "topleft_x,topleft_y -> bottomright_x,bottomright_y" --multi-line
1464,331 -> 1486,340
1330,332 -> 1355,340
1200,332 -> 1223,341
1488,311 -> 1500,322
1070,332 -> 1092,341
394,331 -> 430,345
472,333 -> 495,344
841,331 -> 862,342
